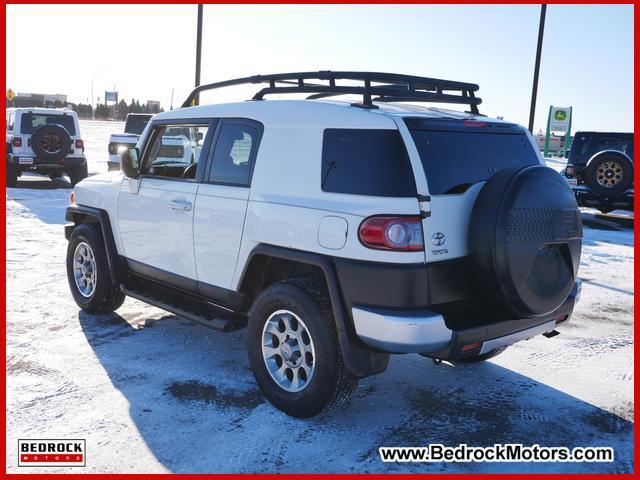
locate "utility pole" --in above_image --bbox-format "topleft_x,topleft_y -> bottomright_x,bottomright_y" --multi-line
170,88 -> 175,110
194,4 -> 203,106
528,4 -> 547,132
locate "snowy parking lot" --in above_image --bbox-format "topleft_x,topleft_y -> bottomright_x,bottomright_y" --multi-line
5,121 -> 634,473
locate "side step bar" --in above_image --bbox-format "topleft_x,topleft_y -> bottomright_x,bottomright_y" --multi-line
122,275 -> 246,333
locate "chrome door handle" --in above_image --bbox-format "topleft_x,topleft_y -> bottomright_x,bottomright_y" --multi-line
169,198 -> 192,212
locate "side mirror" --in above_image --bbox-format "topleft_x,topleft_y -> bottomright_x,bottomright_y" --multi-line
122,147 -> 140,178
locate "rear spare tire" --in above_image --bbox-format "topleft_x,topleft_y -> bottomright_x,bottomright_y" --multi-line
584,150 -> 633,198
469,165 -> 582,318
31,124 -> 72,163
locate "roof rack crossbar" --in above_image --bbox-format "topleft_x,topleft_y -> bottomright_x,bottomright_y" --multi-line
182,71 -> 481,112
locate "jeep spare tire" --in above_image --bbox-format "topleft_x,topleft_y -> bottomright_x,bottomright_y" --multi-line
469,165 -> 582,318
31,124 -> 72,162
584,150 -> 633,198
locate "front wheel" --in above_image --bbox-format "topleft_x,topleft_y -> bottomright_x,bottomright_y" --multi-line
66,224 -> 125,313
247,279 -> 358,418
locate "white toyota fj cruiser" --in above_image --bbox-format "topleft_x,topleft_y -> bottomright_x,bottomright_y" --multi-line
65,72 -> 583,417
6,107 -> 88,187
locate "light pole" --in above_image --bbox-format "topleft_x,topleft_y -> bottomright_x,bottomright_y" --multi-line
194,4 -> 203,106
528,4 -> 547,133
91,70 -> 108,119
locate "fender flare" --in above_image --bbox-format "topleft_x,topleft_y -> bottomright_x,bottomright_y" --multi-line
65,204 -> 124,285
238,244 -> 389,378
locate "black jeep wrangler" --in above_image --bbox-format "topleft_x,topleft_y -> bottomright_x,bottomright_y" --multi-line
563,131 -> 634,213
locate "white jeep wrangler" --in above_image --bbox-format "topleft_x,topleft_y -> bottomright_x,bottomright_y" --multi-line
6,107 -> 88,187
65,72 -> 583,418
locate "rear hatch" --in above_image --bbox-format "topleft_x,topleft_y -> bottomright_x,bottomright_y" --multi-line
18,111 -> 82,159
403,117 -> 541,263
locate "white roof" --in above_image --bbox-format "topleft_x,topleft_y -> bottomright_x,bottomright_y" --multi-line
6,107 -> 76,115
154,99 -> 511,129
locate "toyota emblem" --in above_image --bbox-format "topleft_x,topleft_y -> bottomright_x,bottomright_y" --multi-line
431,232 -> 446,246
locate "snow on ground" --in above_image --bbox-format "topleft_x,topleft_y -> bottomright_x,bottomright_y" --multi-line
4,123 -> 634,473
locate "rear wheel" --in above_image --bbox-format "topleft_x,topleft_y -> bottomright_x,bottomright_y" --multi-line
67,163 -> 88,186
66,224 -> 125,313
247,279 -> 358,418
7,164 -> 18,188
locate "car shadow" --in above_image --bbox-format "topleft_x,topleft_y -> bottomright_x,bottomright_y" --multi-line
77,310 -> 633,474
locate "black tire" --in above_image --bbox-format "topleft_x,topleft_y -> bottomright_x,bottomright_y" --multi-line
66,223 -> 125,314
469,165 -> 582,318
31,124 -> 72,162
454,347 -> 507,364
7,164 -> 18,188
247,279 -> 358,418
584,150 -> 633,198
67,163 -> 88,186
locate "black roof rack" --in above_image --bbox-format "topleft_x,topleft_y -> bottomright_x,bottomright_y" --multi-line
182,71 -> 482,114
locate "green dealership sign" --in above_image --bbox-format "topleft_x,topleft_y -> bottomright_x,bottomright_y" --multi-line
544,106 -> 573,157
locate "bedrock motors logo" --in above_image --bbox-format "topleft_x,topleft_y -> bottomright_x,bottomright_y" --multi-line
18,439 -> 86,467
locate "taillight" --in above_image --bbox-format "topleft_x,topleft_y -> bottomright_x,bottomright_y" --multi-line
11,137 -> 22,148
565,165 -> 576,178
108,143 -> 116,154
75,139 -> 84,149
358,215 -> 424,251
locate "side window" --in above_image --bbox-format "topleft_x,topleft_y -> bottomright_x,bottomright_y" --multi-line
321,129 -> 417,197
7,114 -> 14,132
141,124 -> 209,180
208,123 -> 259,186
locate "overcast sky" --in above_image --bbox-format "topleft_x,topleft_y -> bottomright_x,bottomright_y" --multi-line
6,4 -> 634,132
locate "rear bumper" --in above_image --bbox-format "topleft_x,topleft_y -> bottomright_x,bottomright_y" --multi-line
571,185 -> 634,210
7,154 -> 86,168
352,279 -> 581,360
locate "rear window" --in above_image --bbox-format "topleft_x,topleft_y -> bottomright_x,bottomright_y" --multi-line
571,133 -> 634,163
125,115 -> 152,135
321,129 -> 416,197
19,113 -> 76,136
409,127 -> 539,195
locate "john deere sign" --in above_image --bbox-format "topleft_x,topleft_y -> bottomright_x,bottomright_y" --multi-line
544,106 -> 572,157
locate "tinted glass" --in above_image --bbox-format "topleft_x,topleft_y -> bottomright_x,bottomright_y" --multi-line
208,124 -> 258,186
409,130 -> 539,195
7,114 -> 14,131
19,113 -> 76,135
574,134 -> 634,162
321,129 -> 416,197
124,115 -> 153,135
142,125 -> 209,179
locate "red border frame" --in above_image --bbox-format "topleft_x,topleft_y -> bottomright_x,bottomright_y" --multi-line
2,1 -> 637,477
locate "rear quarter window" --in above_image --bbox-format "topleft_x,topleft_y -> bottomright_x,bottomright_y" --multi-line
321,129 -> 416,197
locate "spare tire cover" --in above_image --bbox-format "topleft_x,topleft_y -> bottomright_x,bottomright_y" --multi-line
31,124 -> 72,162
469,165 -> 582,318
